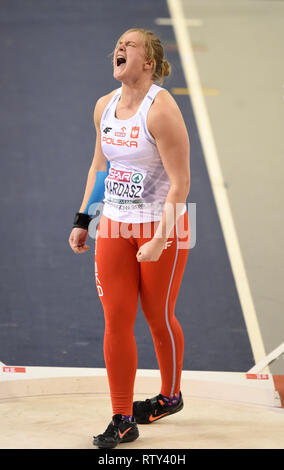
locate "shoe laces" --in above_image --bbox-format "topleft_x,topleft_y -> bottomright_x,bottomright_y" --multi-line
144,395 -> 164,412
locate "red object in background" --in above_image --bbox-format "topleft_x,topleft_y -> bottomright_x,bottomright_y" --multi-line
2,367 -> 26,373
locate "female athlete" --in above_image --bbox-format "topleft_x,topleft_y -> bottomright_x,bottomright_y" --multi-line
68,28 -> 190,449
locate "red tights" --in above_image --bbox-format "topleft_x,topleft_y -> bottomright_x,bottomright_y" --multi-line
94,212 -> 190,415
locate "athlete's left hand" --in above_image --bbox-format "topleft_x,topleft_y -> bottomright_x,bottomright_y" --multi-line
136,238 -> 166,262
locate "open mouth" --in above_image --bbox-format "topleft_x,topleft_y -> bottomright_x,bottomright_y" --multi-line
116,56 -> 126,67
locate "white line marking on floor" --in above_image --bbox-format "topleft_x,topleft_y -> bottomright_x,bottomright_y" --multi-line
167,0 -> 267,368
155,17 -> 203,27
247,342 -> 284,373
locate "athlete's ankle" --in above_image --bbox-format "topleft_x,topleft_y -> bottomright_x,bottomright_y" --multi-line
160,391 -> 181,406
119,414 -> 134,422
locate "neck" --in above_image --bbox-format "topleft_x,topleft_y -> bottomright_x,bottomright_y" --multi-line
120,79 -> 153,106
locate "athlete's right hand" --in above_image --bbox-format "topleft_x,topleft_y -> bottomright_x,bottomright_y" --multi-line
68,227 -> 90,254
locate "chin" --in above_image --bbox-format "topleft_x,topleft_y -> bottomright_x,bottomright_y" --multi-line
113,69 -> 123,80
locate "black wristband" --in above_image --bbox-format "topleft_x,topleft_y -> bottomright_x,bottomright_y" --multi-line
73,212 -> 92,230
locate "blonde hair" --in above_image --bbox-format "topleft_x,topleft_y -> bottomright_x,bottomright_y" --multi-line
114,28 -> 171,84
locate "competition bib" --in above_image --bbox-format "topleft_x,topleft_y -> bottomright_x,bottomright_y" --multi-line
104,166 -> 146,211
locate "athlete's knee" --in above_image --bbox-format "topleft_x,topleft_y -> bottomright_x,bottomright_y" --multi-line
104,307 -> 137,334
143,310 -> 170,335
143,307 -> 181,336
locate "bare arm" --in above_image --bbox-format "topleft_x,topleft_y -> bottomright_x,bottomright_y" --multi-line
69,91 -> 115,254
78,97 -> 109,213
137,90 -> 190,261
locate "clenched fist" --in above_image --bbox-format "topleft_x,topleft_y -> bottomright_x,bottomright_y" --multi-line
69,227 -> 90,254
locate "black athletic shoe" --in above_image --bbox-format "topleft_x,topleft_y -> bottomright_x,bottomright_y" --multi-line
93,414 -> 139,449
133,392 -> 184,424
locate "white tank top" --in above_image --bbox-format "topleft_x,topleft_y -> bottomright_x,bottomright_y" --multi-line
100,83 -> 186,223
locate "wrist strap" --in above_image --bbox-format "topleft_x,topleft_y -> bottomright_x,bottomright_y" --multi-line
73,212 -> 92,230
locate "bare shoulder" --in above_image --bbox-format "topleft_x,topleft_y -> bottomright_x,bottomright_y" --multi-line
148,89 -> 186,137
151,89 -> 182,116
94,88 -> 120,128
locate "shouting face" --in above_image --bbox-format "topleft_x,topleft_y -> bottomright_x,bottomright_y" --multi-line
113,30 -> 153,84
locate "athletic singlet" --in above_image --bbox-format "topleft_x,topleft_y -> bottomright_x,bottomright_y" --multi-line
100,83 -> 186,223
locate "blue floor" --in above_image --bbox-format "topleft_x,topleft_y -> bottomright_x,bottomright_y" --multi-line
0,0 -> 254,371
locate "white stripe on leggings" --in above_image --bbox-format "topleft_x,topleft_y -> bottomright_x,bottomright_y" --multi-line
165,223 -> 179,397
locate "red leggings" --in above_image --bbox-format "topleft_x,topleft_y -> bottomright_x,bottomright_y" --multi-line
94,212 -> 190,415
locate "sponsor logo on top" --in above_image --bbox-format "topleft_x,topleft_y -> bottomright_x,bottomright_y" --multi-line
115,126 -> 126,137
108,168 -> 144,184
103,127 -> 112,134
108,168 -> 132,182
131,172 -> 143,183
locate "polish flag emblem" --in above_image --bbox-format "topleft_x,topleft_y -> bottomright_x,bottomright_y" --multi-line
130,126 -> 140,139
